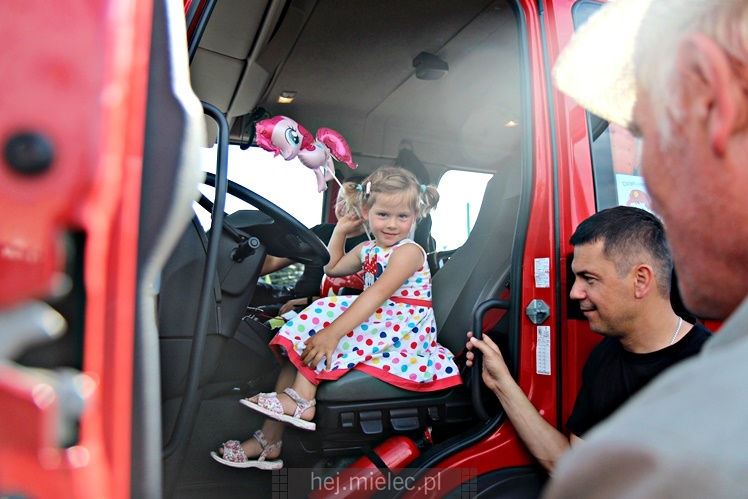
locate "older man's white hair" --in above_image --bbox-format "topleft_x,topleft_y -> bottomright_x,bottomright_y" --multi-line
554,0 -> 748,143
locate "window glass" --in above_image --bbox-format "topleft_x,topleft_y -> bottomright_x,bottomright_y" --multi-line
196,144 -> 325,229
431,169 -> 492,251
589,121 -> 653,212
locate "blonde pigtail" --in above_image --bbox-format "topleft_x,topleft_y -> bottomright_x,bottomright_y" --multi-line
339,181 -> 364,217
419,184 -> 440,218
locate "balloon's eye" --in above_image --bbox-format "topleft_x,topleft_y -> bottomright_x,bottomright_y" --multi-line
285,128 -> 301,146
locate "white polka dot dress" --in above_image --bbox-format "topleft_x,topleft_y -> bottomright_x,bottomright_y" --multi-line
270,239 -> 462,391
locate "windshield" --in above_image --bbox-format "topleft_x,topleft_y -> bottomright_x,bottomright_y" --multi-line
197,144 -> 325,229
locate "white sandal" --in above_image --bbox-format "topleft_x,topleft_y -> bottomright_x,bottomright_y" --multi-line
210,430 -> 283,469
240,387 -> 316,431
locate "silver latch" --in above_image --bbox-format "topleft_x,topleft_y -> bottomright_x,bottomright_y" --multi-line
525,299 -> 550,325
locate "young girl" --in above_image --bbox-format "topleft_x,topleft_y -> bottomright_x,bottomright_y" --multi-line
211,166 -> 462,469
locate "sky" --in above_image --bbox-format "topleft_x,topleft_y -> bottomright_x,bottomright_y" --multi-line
198,145 -> 492,251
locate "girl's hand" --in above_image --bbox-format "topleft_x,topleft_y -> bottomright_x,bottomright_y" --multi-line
301,328 -> 340,371
335,212 -> 364,238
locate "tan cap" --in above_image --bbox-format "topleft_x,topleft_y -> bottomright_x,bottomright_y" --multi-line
553,0 -> 655,128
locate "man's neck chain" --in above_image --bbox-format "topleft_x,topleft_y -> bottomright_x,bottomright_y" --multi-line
668,317 -> 684,346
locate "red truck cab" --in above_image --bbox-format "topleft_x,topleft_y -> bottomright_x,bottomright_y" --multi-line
2,1 -> 705,497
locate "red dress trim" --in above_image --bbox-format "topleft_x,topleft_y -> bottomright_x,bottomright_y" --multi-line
269,335 -> 462,391
389,296 -> 432,308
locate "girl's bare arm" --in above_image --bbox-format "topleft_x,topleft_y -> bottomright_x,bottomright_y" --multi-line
302,243 -> 425,369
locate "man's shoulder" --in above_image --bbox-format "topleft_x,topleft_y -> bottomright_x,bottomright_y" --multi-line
546,433 -> 748,498
684,321 -> 713,347
704,297 -> 748,352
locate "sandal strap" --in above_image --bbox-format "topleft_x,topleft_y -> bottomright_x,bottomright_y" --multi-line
283,387 -> 316,419
252,430 -> 269,448
259,440 -> 282,461
252,430 -> 282,462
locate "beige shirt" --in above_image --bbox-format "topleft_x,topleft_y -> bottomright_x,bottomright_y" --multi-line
543,297 -> 748,499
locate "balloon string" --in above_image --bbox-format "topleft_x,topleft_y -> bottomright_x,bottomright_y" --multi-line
330,170 -> 372,241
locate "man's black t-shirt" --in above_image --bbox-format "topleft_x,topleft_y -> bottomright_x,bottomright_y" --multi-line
566,321 -> 712,437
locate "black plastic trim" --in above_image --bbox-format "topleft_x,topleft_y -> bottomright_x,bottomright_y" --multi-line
162,101 -> 229,459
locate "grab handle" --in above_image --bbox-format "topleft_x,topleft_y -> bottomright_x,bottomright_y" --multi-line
470,299 -> 510,421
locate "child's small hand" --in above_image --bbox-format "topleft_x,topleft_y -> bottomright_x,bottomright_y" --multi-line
336,212 -> 364,238
301,329 -> 339,371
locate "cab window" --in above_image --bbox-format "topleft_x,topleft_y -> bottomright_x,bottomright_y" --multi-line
431,169 -> 493,251
588,120 -> 652,212
197,144 -> 324,286
574,1 -> 653,213
196,144 -> 325,230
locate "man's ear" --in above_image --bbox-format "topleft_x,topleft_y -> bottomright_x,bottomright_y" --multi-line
633,264 -> 654,299
675,34 -> 748,156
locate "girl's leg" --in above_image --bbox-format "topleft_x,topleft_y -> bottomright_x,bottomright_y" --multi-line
274,371 -> 317,421
225,366 -> 320,458
231,362 -> 297,458
291,372 -> 318,405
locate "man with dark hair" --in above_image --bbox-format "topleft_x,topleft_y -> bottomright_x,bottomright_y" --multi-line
569,206 -> 673,297
465,206 -> 711,472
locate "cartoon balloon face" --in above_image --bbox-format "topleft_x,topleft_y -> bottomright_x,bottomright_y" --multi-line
272,118 -> 304,160
255,115 -> 314,160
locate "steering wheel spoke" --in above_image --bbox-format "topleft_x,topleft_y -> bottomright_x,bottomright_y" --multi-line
202,173 -> 329,267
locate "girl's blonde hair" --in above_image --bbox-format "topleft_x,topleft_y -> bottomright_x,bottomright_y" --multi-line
340,166 -> 439,221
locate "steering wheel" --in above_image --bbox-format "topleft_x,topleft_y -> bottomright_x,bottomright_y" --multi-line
203,172 -> 329,267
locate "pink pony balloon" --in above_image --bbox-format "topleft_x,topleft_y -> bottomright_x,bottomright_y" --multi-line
255,116 -> 357,192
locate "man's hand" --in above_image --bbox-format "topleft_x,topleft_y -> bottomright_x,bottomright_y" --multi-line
466,331 -> 512,393
301,328 -> 340,371
466,331 -> 572,472
279,297 -> 310,316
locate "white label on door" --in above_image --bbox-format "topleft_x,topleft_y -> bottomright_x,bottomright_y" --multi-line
534,257 -> 550,288
537,326 -> 551,375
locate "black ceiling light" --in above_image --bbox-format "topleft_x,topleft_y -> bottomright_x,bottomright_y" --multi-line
413,52 -> 449,80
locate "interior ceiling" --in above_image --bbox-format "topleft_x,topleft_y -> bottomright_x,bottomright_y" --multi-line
194,0 -> 520,171
263,0 -> 499,120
